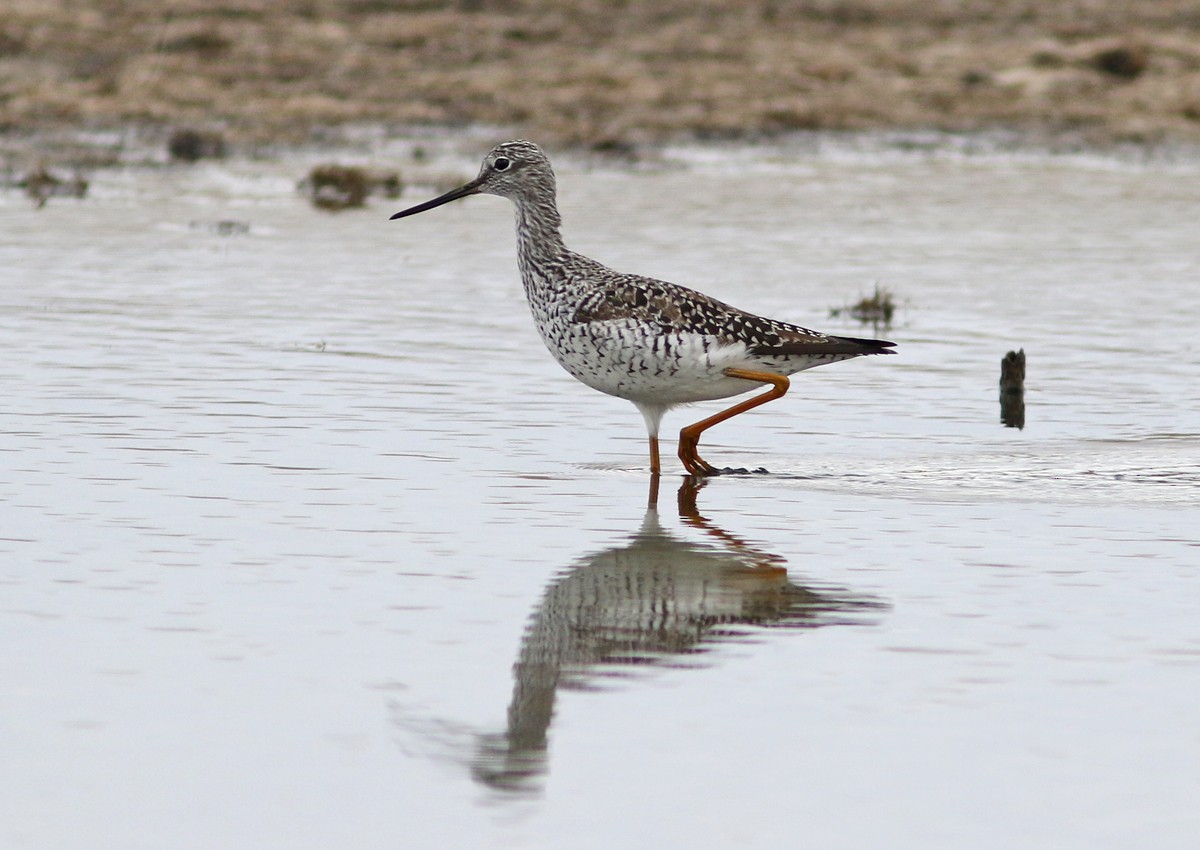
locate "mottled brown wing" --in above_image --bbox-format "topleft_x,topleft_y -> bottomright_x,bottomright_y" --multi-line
572,273 -> 895,356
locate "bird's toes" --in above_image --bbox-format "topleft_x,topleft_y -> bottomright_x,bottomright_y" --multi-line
709,466 -> 771,476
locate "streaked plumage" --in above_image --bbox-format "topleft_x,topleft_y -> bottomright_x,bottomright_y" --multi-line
391,140 -> 894,475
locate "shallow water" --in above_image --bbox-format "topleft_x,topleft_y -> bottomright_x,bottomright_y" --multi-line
3,138 -> 1199,849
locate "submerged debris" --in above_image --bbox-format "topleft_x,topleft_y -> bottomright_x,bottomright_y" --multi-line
189,219 -> 250,236
299,164 -> 403,211
830,284 -> 896,326
1000,348 -> 1026,429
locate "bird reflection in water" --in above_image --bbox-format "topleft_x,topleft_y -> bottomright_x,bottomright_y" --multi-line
471,476 -> 886,794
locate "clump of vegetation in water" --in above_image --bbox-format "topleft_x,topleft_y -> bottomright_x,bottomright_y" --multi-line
831,284 -> 896,326
18,164 -> 88,209
299,165 -> 403,211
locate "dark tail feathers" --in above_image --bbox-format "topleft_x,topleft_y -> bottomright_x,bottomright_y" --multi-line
753,335 -> 896,357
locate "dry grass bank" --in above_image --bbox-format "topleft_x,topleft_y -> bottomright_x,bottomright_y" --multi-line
2,0 -> 1199,150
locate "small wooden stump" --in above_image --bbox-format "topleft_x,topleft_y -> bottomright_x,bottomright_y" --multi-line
1000,348 -> 1025,429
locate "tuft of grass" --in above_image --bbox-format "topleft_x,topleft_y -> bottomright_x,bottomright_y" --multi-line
830,283 -> 896,326
299,165 -> 403,211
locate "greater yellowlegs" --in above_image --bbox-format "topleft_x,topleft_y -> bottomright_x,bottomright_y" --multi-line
391,140 -> 895,476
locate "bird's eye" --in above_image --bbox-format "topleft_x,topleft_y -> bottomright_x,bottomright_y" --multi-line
493,157 -> 511,171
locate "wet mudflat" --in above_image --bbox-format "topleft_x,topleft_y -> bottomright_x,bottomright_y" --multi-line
3,137 -> 1199,849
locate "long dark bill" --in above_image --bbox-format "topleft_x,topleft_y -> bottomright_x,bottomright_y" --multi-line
389,177 -> 483,220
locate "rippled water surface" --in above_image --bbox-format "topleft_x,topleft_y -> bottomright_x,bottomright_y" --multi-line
4,138 -> 1199,849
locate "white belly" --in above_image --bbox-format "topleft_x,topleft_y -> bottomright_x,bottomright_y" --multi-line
542,320 -> 783,405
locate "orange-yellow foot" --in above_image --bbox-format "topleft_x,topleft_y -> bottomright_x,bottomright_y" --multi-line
677,429 -> 720,476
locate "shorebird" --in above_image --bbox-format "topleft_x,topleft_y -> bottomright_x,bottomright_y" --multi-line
391,140 -> 895,476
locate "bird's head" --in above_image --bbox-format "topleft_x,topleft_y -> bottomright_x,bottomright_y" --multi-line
390,140 -> 555,220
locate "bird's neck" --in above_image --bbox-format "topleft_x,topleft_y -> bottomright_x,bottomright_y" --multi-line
513,197 -> 565,274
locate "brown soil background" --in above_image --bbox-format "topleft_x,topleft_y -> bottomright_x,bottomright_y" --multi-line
3,0 -> 1200,152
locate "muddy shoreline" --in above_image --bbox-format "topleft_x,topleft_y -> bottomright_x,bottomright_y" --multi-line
3,0 -> 1200,166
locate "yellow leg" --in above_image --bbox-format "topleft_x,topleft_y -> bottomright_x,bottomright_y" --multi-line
677,367 -> 790,476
